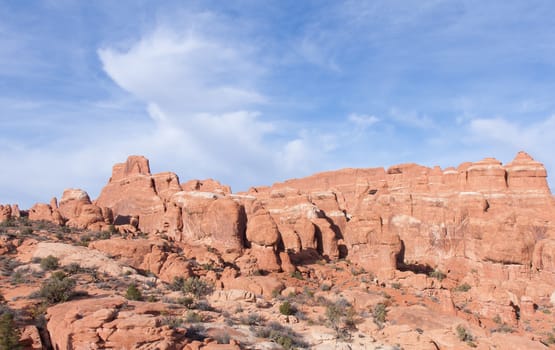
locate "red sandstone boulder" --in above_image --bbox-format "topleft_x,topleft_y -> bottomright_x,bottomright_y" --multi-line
28,202 -> 64,225
46,297 -> 187,349
95,155 -> 166,233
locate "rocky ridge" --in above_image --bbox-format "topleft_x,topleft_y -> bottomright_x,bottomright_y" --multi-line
1,151 -> 554,349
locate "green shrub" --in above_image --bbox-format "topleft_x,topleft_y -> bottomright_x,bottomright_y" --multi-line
429,269 -> 447,281
240,312 -> 264,325
456,324 -> 476,347
253,321 -> 307,349
177,297 -> 194,308
40,255 -> 59,271
325,298 -> 355,338
39,272 -> 76,304
279,301 -> 296,316
125,283 -> 142,301
454,283 -> 471,292
64,263 -> 82,275
0,312 -> 22,350
21,227 -> 33,236
290,271 -> 303,280
391,282 -> 402,290
373,303 -> 388,326
185,311 -> 203,323
182,277 -> 213,299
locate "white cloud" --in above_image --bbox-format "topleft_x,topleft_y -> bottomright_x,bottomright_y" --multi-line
95,20 -> 325,193
348,113 -> 380,127
389,108 -> 436,129
98,26 -> 266,115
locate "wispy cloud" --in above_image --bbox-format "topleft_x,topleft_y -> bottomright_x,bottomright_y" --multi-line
348,113 -> 380,128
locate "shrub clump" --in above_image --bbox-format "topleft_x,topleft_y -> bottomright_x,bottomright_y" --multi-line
325,298 -> 356,339
182,277 -> 214,299
456,324 -> 477,347
125,283 -> 142,301
454,283 -> 471,292
40,255 -> 59,271
253,321 -> 307,349
39,271 -> 76,304
279,301 -> 296,316
0,312 -> 22,350
429,269 -> 447,281
372,303 -> 388,327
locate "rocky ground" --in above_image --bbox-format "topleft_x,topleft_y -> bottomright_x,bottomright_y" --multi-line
1,152 -> 555,349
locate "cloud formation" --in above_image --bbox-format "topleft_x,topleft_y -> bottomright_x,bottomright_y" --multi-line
2,2 -> 555,208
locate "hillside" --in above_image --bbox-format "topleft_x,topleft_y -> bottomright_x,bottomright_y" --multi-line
1,151 -> 554,349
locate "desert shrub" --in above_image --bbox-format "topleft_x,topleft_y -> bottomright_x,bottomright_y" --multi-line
20,227 -> 33,236
320,283 -> 332,291
40,255 -> 59,270
253,321 -> 307,349
240,312 -> 265,326
493,323 -> 514,333
544,333 -> 555,345
182,277 -> 213,299
185,311 -> 203,323
214,331 -> 231,344
373,303 -> 388,326
456,325 -> 476,347
391,282 -> 402,290
185,323 -> 206,341
125,283 -> 142,301
160,316 -> 184,329
325,298 -> 356,339
290,270 -> 303,280
64,263 -> 82,275
279,301 -> 296,316
429,269 -> 447,281
194,300 -> 213,311
39,272 -> 76,304
177,296 -> 194,308
0,312 -> 22,350
454,283 -> 471,292
169,276 -> 185,291
9,268 -> 29,285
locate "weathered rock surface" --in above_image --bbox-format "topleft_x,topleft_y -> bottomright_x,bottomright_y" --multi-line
46,297 -> 186,349
19,151 -> 555,339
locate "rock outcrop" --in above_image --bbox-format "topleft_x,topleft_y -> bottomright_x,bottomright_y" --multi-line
21,152 -> 555,328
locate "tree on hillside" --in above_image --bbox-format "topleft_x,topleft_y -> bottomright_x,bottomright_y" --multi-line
0,312 -> 22,350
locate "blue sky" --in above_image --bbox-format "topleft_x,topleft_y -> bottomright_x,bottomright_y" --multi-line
1,0 -> 555,208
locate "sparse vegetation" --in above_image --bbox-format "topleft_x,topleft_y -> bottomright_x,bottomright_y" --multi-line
279,301 -> 296,316
454,283 -> 471,292
240,312 -> 264,326
0,312 -> 22,350
253,321 -> 307,349
373,302 -> 388,327
39,271 -> 76,304
325,298 -> 356,339
125,283 -> 142,301
429,269 -> 447,281
456,324 -> 476,347
181,277 -> 213,299
185,311 -> 203,323
40,255 -> 59,270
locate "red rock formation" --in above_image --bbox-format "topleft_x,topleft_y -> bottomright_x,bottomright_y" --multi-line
21,152 -> 555,324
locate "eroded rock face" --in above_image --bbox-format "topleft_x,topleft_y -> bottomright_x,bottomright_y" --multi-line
46,297 -> 187,349
22,152 -> 555,315
95,156 -> 167,233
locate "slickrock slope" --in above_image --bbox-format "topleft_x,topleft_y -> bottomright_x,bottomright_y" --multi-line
1,151 -> 554,349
